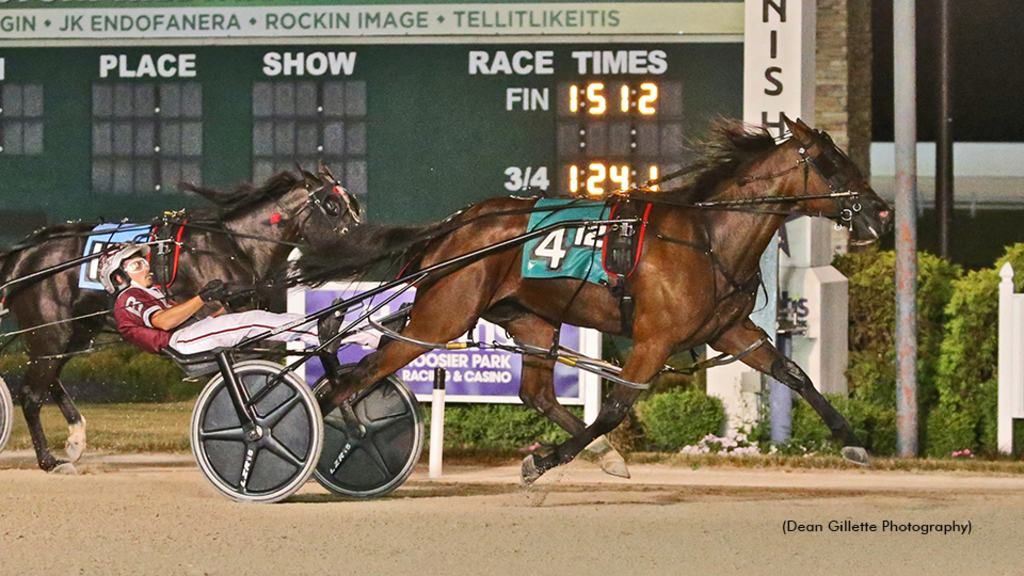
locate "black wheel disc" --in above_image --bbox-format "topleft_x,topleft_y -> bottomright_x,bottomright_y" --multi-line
192,361 -> 322,502
314,374 -> 424,498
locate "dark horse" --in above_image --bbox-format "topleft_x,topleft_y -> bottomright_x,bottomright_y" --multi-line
0,165 -> 359,472
298,116 -> 894,484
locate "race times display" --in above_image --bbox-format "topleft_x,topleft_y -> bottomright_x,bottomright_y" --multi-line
467,45 -> 738,204
557,76 -> 682,196
0,42 -> 740,226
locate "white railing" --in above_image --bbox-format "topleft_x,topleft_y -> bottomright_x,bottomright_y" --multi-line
998,263 -> 1024,453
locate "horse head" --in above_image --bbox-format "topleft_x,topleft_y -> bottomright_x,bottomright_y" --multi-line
279,164 -> 363,249
782,116 -> 893,245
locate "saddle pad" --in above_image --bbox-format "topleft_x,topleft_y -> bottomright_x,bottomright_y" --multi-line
79,222 -> 154,291
522,199 -> 609,285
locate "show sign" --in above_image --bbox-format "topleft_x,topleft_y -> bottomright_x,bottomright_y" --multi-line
288,282 -> 602,410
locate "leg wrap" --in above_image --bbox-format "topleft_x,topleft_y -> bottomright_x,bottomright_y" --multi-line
770,357 -> 812,392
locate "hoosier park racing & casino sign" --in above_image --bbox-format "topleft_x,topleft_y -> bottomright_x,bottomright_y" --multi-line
289,282 -> 603,407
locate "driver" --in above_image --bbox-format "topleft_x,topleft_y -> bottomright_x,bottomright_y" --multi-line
99,242 -> 376,356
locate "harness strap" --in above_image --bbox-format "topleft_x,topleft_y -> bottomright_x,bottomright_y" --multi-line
648,213 -> 762,312
148,219 -> 187,290
606,277 -> 636,337
602,201 -> 651,278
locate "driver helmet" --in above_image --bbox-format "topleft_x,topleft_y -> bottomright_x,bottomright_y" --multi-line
97,242 -> 151,294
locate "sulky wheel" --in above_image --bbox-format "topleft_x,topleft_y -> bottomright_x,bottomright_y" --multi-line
314,374 -> 424,498
0,376 -> 12,455
191,360 -> 323,503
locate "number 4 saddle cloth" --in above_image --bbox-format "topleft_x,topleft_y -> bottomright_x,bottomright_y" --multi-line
521,198 -> 651,285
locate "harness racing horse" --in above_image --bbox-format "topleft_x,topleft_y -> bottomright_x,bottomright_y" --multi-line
0,165 -> 360,473
298,117 -> 894,483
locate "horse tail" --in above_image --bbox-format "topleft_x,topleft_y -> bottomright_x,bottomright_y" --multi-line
295,218 -> 457,286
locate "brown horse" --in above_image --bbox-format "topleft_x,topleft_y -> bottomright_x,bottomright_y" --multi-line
298,116 -> 894,484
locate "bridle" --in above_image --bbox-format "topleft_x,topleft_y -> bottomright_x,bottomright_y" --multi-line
691,131 -> 865,228
271,174 -> 362,237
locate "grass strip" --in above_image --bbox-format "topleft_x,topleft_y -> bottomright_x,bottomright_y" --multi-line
7,402 -> 193,453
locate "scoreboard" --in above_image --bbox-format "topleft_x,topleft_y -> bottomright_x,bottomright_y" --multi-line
0,1 -> 743,236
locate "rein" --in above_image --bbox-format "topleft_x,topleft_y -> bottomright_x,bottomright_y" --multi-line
640,159 -> 861,222
172,221 -> 304,249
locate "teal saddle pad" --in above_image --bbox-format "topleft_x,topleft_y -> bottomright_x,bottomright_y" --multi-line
521,199 -> 610,285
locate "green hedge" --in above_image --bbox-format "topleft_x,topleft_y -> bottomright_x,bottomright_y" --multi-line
427,403 -> 578,450
636,388 -> 726,449
427,390 -> 727,453
789,394 -> 897,455
0,346 -> 202,403
926,243 -> 1024,456
833,250 -> 960,417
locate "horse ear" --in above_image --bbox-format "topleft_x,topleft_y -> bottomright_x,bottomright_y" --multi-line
299,167 -> 317,184
318,161 -> 336,182
783,115 -> 814,142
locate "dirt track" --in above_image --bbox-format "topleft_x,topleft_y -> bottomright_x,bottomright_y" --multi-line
2,452 -> 1024,576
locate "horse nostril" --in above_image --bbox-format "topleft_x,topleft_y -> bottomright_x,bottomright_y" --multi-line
878,210 -> 891,221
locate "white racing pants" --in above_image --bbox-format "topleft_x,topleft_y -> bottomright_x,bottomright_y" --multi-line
168,310 -> 379,355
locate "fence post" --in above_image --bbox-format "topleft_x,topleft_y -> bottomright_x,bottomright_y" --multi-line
429,368 -> 446,479
998,263 -> 1014,454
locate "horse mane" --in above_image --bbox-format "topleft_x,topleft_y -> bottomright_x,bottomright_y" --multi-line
296,219 -> 458,286
635,120 -> 778,203
180,170 -> 304,220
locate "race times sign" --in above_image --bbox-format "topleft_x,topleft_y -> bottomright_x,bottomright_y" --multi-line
290,282 -> 600,404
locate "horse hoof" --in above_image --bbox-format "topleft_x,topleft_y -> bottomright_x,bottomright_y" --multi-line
585,436 -> 630,477
65,438 -> 86,463
841,446 -> 870,467
584,435 -> 613,456
65,421 -> 87,463
65,440 -> 85,463
50,462 -> 79,475
521,454 -> 545,486
600,458 -> 631,479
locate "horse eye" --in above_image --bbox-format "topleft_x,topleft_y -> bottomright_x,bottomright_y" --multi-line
323,195 -> 342,216
816,156 -> 839,178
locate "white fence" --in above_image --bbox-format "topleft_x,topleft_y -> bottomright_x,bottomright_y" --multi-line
998,263 -> 1024,453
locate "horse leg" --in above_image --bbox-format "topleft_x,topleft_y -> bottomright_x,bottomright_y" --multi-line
19,357 -> 74,473
522,339 -> 673,485
50,374 -> 86,463
492,311 -> 628,478
45,318 -> 99,464
710,318 -> 868,465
